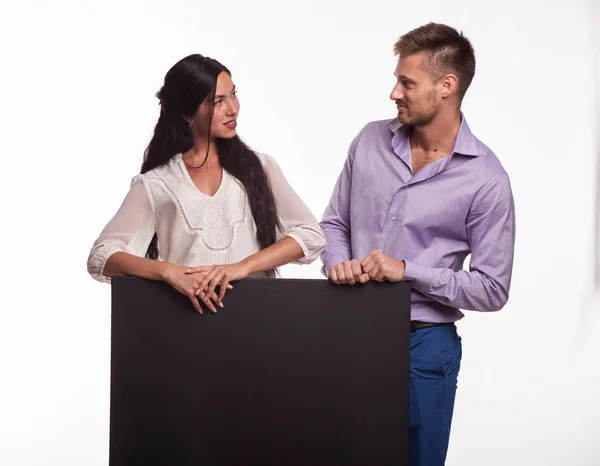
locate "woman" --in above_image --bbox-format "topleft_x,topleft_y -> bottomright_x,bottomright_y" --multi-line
87,54 -> 326,314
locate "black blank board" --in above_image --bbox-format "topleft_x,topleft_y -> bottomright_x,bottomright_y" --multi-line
110,277 -> 411,466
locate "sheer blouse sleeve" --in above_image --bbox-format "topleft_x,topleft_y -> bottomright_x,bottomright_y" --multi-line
260,153 -> 327,264
87,175 -> 156,283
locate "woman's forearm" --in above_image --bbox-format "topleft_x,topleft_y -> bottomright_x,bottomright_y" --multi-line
241,236 -> 303,274
106,236 -> 303,281
103,251 -> 169,281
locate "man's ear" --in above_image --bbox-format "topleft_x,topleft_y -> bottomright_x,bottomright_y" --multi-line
440,73 -> 459,98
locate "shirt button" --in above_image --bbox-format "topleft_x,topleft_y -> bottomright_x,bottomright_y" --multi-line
391,216 -> 397,221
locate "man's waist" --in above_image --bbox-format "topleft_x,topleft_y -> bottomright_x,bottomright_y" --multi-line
410,321 -> 455,333
410,299 -> 464,325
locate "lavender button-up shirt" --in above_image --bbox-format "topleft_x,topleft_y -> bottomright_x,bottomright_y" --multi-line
320,117 -> 515,323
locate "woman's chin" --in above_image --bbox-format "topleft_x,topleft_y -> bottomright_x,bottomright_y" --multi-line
214,129 -> 237,139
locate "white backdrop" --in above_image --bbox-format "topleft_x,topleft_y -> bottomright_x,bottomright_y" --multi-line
0,0 -> 598,465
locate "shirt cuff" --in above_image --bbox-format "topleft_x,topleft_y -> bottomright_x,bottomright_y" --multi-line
402,260 -> 434,291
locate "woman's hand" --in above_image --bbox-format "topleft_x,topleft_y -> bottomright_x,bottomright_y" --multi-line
161,263 -> 224,314
185,262 -> 250,305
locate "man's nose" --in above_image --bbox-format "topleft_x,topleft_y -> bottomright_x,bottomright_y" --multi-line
390,82 -> 404,101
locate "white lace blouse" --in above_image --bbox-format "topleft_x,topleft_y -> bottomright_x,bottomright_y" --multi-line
87,152 -> 327,283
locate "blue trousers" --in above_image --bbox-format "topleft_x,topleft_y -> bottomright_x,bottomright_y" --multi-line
409,324 -> 462,466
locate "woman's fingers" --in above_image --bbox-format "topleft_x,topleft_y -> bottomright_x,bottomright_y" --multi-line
185,266 -> 213,275
197,289 -> 218,313
204,271 -> 226,306
218,276 -> 233,302
188,293 -> 203,314
197,269 -> 219,294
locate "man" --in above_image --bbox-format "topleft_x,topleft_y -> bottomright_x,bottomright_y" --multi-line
320,23 -> 515,466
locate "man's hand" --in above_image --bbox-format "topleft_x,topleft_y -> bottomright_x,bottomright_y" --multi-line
360,250 -> 406,282
329,259 -> 369,285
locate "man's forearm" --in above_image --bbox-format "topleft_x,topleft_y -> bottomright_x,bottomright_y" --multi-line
403,260 -> 510,312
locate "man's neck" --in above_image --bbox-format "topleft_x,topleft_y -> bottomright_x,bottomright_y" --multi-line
409,111 -> 462,155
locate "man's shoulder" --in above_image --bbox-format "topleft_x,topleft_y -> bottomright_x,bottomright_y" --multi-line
459,119 -> 508,179
469,138 -> 508,178
348,119 -> 399,150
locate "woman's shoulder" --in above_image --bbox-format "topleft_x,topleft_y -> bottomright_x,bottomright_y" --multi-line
132,155 -> 181,185
253,152 -> 281,172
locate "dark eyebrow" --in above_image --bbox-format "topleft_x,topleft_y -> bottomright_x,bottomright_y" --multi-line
394,74 -> 416,84
215,85 -> 236,99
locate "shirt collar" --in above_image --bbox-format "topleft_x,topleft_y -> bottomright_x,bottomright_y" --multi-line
388,113 -> 481,157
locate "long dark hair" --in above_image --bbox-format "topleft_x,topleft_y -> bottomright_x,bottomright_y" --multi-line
141,54 -> 280,273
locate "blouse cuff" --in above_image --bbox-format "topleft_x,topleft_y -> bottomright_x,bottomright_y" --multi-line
87,244 -> 123,283
284,226 -> 327,265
